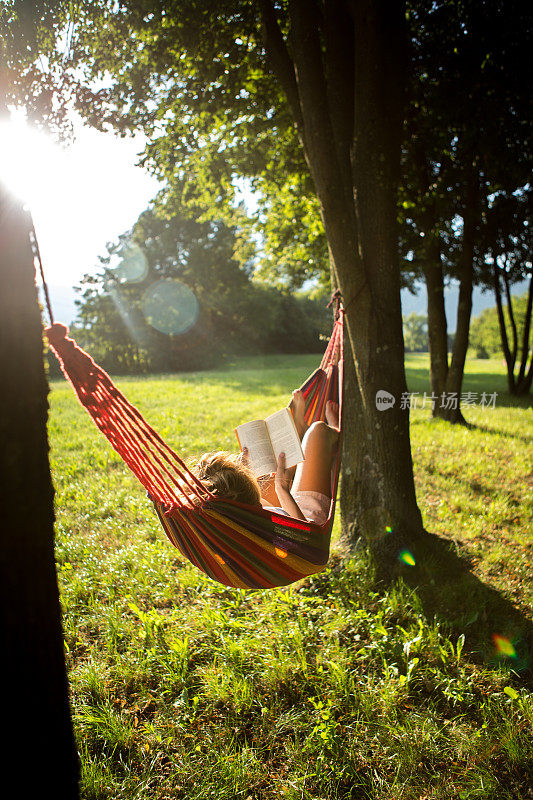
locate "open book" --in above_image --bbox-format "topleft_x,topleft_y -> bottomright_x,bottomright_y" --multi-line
235,407 -> 304,477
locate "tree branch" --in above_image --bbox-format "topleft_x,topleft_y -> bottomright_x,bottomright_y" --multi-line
256,0 -> 305,136
323,0 -> 356,205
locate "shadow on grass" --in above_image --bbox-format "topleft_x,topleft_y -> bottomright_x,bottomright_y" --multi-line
466,421 -> 533,445
349,529 -> 533,689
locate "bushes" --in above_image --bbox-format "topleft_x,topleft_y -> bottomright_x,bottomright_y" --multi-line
69,211 -> 332,375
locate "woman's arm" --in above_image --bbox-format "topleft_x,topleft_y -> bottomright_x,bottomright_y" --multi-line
274,452 -> 306,521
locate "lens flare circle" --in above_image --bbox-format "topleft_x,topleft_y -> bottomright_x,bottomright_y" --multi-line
143,279 -> 199,335
114,242 -> 148,284
398,549 -> 416,566
492,634 -> 517,659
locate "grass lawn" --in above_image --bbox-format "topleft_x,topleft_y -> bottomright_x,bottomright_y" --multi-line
48,352 -> 533,800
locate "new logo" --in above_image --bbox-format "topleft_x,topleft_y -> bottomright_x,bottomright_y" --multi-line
375,390 -> 395,410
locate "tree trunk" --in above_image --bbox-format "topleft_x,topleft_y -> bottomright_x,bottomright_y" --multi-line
342,0 -> 423,554
493,255 -> 517,394
515,271 -> 532,396
502,264 -> 518,369
260,0 -> 424,562
516,352 -> 533,395
0,183 -> 79,794
423,233 -> 449,411
437,167 -> 478,424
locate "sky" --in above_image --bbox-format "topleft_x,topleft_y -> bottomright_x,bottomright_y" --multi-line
0,110 -> 161,288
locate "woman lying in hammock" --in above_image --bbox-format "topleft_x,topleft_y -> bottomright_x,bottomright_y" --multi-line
194,390 -> 340,524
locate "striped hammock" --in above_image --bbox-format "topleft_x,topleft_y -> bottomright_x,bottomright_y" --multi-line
46,308 -> 343,589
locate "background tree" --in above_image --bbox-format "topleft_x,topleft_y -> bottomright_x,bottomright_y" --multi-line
403,312 -> 428,353
72,203 -> 329,374
481,190 -> 533,395
469,293 -> 532,391
402,0 -> 533,420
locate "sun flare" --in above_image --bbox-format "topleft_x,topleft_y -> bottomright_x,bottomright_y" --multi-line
0,112 -> 64,209
0,109 -> 159,289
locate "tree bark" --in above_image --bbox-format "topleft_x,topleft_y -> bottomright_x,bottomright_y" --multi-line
493,255 -> 517,395
0,183 -> 79,794
260,0 -> 425,559
437,167 -> 478,424
344,0 -> 423,554
423,233 -> 449,410
517,348 -> 533,395
516,272 -> 533,395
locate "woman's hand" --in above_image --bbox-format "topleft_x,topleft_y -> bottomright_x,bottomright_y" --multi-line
274,452 -> 292,495
274,452 -> 306,520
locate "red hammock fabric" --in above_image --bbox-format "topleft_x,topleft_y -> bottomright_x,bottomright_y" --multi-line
46,323 -> 212,509
46,310 -> 344,588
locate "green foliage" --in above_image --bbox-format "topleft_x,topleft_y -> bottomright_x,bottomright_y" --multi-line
0,1 -> 110,136
250,173 -> 330,290
70,205 -> 330,374
48,352 -> 533,798
4,1 -> 532,302
401,0 -> 532,309
67,0 -> 329,287
469,294 -> 530,358
403,312 -> 428,353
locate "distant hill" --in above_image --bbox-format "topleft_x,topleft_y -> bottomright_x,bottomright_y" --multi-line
41,279 -> 529,331
401,279 -> 529,334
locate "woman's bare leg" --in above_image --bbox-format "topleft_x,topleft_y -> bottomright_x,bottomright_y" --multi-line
288,389 -> 308,440
259,394 -> 339,506
291,401 -> 340,497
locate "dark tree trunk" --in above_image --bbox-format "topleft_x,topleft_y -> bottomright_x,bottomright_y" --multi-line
423,233 -> 449,411
0,183 -> 79,794
260,0 -> 424,561
516,272 -> 533,395
517,353 -> 533,395
502,264 -> 518,369
493,255 -> 517,394
437,167 -> 479,424
344,0 -> 423,552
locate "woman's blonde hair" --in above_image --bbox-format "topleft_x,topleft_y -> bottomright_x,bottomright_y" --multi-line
194,451 -> 261,506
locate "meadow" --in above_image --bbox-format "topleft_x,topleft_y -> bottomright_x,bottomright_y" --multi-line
48,352 -> 533,800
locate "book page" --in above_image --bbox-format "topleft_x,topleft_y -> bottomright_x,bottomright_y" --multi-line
235,419 -> 277,477
265,408 -> 304,470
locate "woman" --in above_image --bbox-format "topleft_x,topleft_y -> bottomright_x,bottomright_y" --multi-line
195,390 -> 339,524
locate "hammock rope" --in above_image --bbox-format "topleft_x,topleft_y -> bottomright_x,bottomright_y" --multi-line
44,281 -> 343,588
46,309 -> 343,589
46,323 -> 213,509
